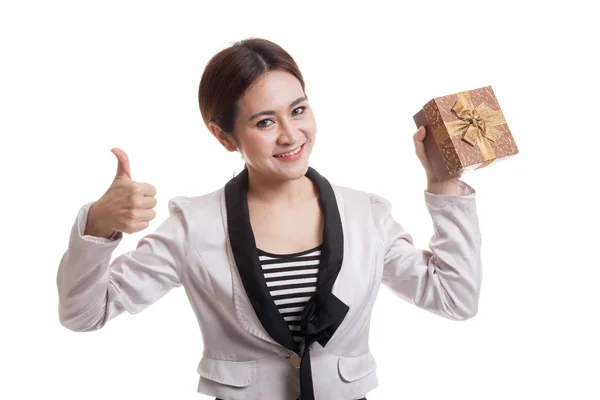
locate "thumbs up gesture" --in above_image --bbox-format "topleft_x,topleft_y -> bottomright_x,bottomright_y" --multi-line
84,148 -> 157,238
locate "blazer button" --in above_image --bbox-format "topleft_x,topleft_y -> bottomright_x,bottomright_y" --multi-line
289,353 -> 301,369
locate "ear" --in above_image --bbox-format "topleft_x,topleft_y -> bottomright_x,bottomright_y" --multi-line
208,122 -> 238,152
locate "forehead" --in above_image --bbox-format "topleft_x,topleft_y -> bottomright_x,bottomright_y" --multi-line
238,70 -> 303,112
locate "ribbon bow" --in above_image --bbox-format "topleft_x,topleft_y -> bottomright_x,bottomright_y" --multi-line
451,92 -> 505,147
297,293 -> 349,400
434,91 -> 507,163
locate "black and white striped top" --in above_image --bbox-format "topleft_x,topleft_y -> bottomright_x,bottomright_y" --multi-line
257,244 -> 322,346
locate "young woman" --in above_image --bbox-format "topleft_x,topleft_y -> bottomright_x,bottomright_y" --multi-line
57,37 -> 482,400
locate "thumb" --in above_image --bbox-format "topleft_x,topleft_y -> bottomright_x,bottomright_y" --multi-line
111,147 -> 132,180
413,126 -> 426,144
413,126 -> 434,176
413,126 -> 426,155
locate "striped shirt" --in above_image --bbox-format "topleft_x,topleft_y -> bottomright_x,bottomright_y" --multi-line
257,244 -> 322,346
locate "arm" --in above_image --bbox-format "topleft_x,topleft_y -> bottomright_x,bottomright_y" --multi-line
56,196 -> 190,332
371,180 -> 482,321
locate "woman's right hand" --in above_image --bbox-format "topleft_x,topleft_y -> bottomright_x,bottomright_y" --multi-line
84,147 -> 157,238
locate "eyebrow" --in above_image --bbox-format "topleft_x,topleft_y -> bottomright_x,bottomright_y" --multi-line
248,96 -> 308,122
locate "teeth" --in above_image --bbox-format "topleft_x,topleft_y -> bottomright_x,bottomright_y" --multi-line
276,145 -> 302,157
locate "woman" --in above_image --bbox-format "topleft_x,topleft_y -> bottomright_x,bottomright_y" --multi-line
57,37 -> 482,400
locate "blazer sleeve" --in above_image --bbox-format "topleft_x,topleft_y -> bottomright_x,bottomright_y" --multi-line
56,196 -> 190,332
370,180 -> 482,321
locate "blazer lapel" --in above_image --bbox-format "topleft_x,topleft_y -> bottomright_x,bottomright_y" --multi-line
224,166 -> 350,358
224,168 -> 298,352
301,167 -> 349,348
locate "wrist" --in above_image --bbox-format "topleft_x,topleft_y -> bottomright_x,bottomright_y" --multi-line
426,180 -> 460,196
84,203 -> 114,239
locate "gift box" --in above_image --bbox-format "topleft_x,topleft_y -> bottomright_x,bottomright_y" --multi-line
413,85 -> 519,181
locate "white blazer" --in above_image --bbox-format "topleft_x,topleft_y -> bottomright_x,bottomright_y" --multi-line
57,166 -> 482,400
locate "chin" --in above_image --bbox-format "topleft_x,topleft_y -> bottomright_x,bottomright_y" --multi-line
281,163 -> 309,179
273,158 -> 310,180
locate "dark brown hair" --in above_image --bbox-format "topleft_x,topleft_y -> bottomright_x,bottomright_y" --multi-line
198,37 -> 307,147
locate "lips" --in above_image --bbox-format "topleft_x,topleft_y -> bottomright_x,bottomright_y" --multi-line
273,143 -> 305,162
274,144 -> 304,157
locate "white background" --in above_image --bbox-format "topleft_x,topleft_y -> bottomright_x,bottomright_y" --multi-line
1,0 -> 598,399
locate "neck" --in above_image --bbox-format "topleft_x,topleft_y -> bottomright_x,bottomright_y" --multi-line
246,168 -> 315,206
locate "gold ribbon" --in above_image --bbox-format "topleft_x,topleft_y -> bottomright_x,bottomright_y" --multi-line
433,91 -> 506,164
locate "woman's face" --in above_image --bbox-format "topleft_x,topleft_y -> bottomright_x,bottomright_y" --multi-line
220,70 -> 317,183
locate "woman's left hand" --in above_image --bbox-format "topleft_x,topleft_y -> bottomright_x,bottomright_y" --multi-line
413,125 -> 461,195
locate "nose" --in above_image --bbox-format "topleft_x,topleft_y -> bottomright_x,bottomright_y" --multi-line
277,119 -> 297,144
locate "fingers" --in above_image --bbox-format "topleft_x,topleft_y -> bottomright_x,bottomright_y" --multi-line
138,208 -> 157,222
139,195 -> 158,209
136,182 -> 157,197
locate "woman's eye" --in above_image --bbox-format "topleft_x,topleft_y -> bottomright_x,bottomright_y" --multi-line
292,106 -> 306,116
256,119 -> 272,128
256,106 -> 306,128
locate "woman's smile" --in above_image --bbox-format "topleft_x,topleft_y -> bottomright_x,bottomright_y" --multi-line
274,143 -> 305,162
